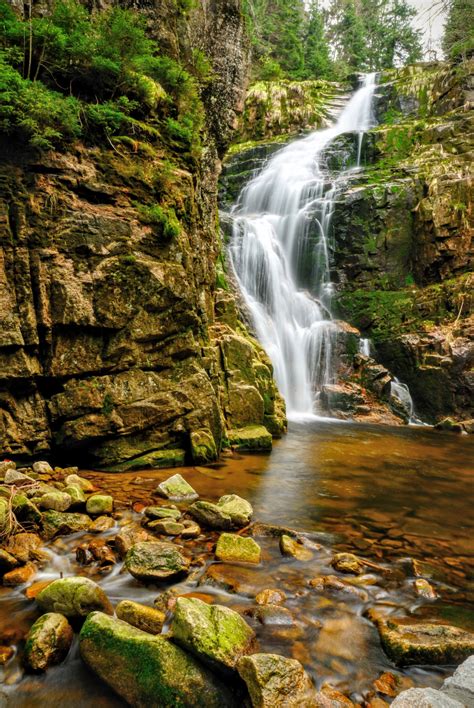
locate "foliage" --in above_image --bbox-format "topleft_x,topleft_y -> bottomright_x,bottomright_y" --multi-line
443,0 -> 474,61
302,1 -> 332,79
136,204 -> 181,239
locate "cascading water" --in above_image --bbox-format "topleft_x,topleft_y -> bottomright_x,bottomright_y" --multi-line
230,74 -> 377,417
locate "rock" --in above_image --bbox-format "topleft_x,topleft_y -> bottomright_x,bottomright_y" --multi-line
189,494 -> 253,529
4,469 -> 31,485
65,474 -> 94,492
125,541 -> 190,582
367,611 -> 474,666
279,535 -> 313,561
63,485 -> 86,506
25,579 -> 53,599
80,612 -> 236,707
37,491 -> 72,512
155,474 -> 198,502
144,506 -> 181,521
190,428 -> 218,464
116,600 -> 166,635
255,589 -> 287,606
414,578 -> 438,599
434,418 -> 465,433
114,524 -> 150,558
24,612 -> 73,672
3,562 -> 37,586
181,520 -> 201,538
442,655 -> 474,703
391,688 -> 463,707
12,494 -> 42,524
5,532 -> 43,562
0,498 -> 11,536
313,685 -> 355,706
373,672 -> 399,697
89,515 -> 115,533
41,511 -> 91,539
199,563 -> 259,597
171,597 -> 255,673
215,533 -> 261,564
36,576 -> 113,618
461,419 -> 474,434
32,461 -> 53,475
87,538 -> 116,567
0,549 -> 19,572
227,425 -> 272,451
331,552 -> 365,575
86,495 -> 113,515
0,460 -> 15,475
236,653 -> 314,707
0,646 -> 14,665
244,605 -> 294,626
147,520 -> 184,536
309,575 -> 369,601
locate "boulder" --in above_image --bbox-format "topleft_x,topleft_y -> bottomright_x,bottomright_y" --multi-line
41,511 -> 91,540
144,506 -> 181,521
146,520 -> 184,536
279,534 -> 313,561
12,494 -> 42,524
189,494 -> 253,529
24,612 -> 73,672
442,655 -> 474,704
227,426 -> 272,451
114,524 -> 150,558
181,520 -> 201,538
125,541 -> 190,582
0,549 -> 19,572
391,688 -> 463,707
89,516 -> 115,533
0,460 -> 15,475
190,428 -> 218,464
32,461 -> 53,475
367,610 -> 474,666
215,533 -> 261,564
79,612 -> 237,707
37,491 -> 72,512
86,495 -> 113,515
236,653 -> 314,707
36,576 -> 113,618
171,596 -> 255,674
63,485 -> 86,506
65,474 -> 95,492
116,600 -> 166,635
3,562 -> 37,586
5,532 -> 43,562
4,469 -> 31,485
154,474 -> 198,502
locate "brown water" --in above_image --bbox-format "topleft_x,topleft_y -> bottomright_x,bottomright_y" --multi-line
1,420 -> 473,706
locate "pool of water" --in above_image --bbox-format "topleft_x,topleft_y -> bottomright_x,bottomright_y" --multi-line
1,420 -> 473,705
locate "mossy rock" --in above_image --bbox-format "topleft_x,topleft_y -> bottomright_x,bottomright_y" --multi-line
125,541 -> 190,582
190,428 -> 218,465
24,612 -> 73,672
104,449 -> 186,472
189,494 -> 253,530
12,494 -> 42,525
37,491 -> 72,512
144,506 -> 181,521
37,577 -> 113,618
80,612 -> 237,707
215,533 -> 261,564
115,600 -> 165,635
63,485 -> 86,506
41,511 -> 92,540
86,495 -> 113,515
227,426 -> 272,452
236,653 -> 314,707
171,597 -> 255,674
155,473 -> 198,502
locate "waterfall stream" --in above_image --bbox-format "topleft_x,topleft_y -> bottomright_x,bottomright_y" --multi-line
230,74 -> 377,417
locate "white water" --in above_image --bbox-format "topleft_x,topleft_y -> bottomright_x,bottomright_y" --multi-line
390,377 -> 418,423
230,74 -> 377,416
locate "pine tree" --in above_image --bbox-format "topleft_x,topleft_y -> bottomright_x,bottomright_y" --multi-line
359,0 -> 422,70
329,0 -> 367,74
303,0 -> 332,79
443,0 -> 474,61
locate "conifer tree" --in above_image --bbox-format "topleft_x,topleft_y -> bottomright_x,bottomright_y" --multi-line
303,0 -> 332,79
443,0 -> 474,61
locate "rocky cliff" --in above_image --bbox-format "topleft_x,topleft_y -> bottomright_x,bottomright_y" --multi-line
0,0 -> 286,466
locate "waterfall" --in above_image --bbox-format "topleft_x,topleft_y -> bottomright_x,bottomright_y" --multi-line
230,74 -> 377,417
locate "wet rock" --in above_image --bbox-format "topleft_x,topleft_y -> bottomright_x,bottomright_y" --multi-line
5,532 -> 43,563
65,474 -> 94,492
189,494 -> 253,529
414,578 -> 438,599
313,685 -> 355,707
0,460 -> 15,476
116,600 -> 166,635
227,425 -> 272,451
154,474 -> 198,502
309,575 -> 369,601
63,485 -> 86,506
215,533 -> 261,564
86,495 -> 113,515
80,612 -> 236,707
434,418 -> 465,433
244,605 -> 294,626
24,579 -> 53,599
87,538 -> 116,566
250,522 -> 299,538
125,541 -> 190,582
24,612 -> 73,672
236,653 -> 314,707
37,491 -> 73,512
442,655 -> 474,704
89,515 -> 114,533
144,506 -> 181,521
0,646 -> 14,665
114,524 -> 150,558
373,671 -> 399,697
367,610 -> 474,666
37,576 -> 113,618
41,511 -> 91,540
190,428 -> 218,464
391,687 -> 463,707
12,494 -> 42,525
331,552 -> 365,575
32,461 -> 53,475
0,549 -> 19,572
4,469 -> 31,485
0,498 -> 11,535
279,534 -> 313,561
171,596 -> 255,674
199,563 -> 259,597
255,589 -> 287,606
154,588 -> 180,613
147,520 -> 184,536
181,520 -> 201,538
3,562 -> 36,586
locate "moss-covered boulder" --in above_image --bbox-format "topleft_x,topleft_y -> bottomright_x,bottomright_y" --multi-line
190,428 -> 218,464
189,494 -> 253,529
155,474 -> 198,502
63,485 -> 86,506
12,494 -> 42,525
37,491 -> 72,512
368,610 -> 474,666
24,612 -> 73,672
65,474 -> 95,492
115,600 -> 165,635
279,535 -> 313,562
144,506 -> 181,521
80,612 -> 237,707
171,597 -> 255,674
125,541 -> 190,582
36,576 -> 113,618
236,653 -> 314,707
41,511 -> 92,540
146,520 -> 184,536
215,533 -> 261,564
86,495 -> 113,515
228,425 -> 272,451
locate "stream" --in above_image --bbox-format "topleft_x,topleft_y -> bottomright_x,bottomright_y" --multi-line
1,421 -> 473,705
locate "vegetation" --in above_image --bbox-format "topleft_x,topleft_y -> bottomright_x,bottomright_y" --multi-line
0,0 -> 204,156
443,0 -> 474,61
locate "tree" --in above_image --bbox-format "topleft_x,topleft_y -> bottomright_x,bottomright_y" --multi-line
359,0 -> 422,70
329,0 -> 367,74
303,1 -> 332,79
443,0 -> 474,61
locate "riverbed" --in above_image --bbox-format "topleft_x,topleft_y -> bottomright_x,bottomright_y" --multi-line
1,420 -> 473,706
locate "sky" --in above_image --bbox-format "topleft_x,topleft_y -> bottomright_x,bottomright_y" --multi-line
409,0 -> 447,58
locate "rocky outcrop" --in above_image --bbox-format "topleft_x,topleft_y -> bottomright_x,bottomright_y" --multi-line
0,0 -> 285,465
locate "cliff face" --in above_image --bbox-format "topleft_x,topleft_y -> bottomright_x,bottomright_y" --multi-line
0,0 -> 286,466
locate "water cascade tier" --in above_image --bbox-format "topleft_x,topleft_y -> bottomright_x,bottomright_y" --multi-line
230,75 -> 377,417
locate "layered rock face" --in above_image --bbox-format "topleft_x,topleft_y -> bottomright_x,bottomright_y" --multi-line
0,0 -> 285,465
